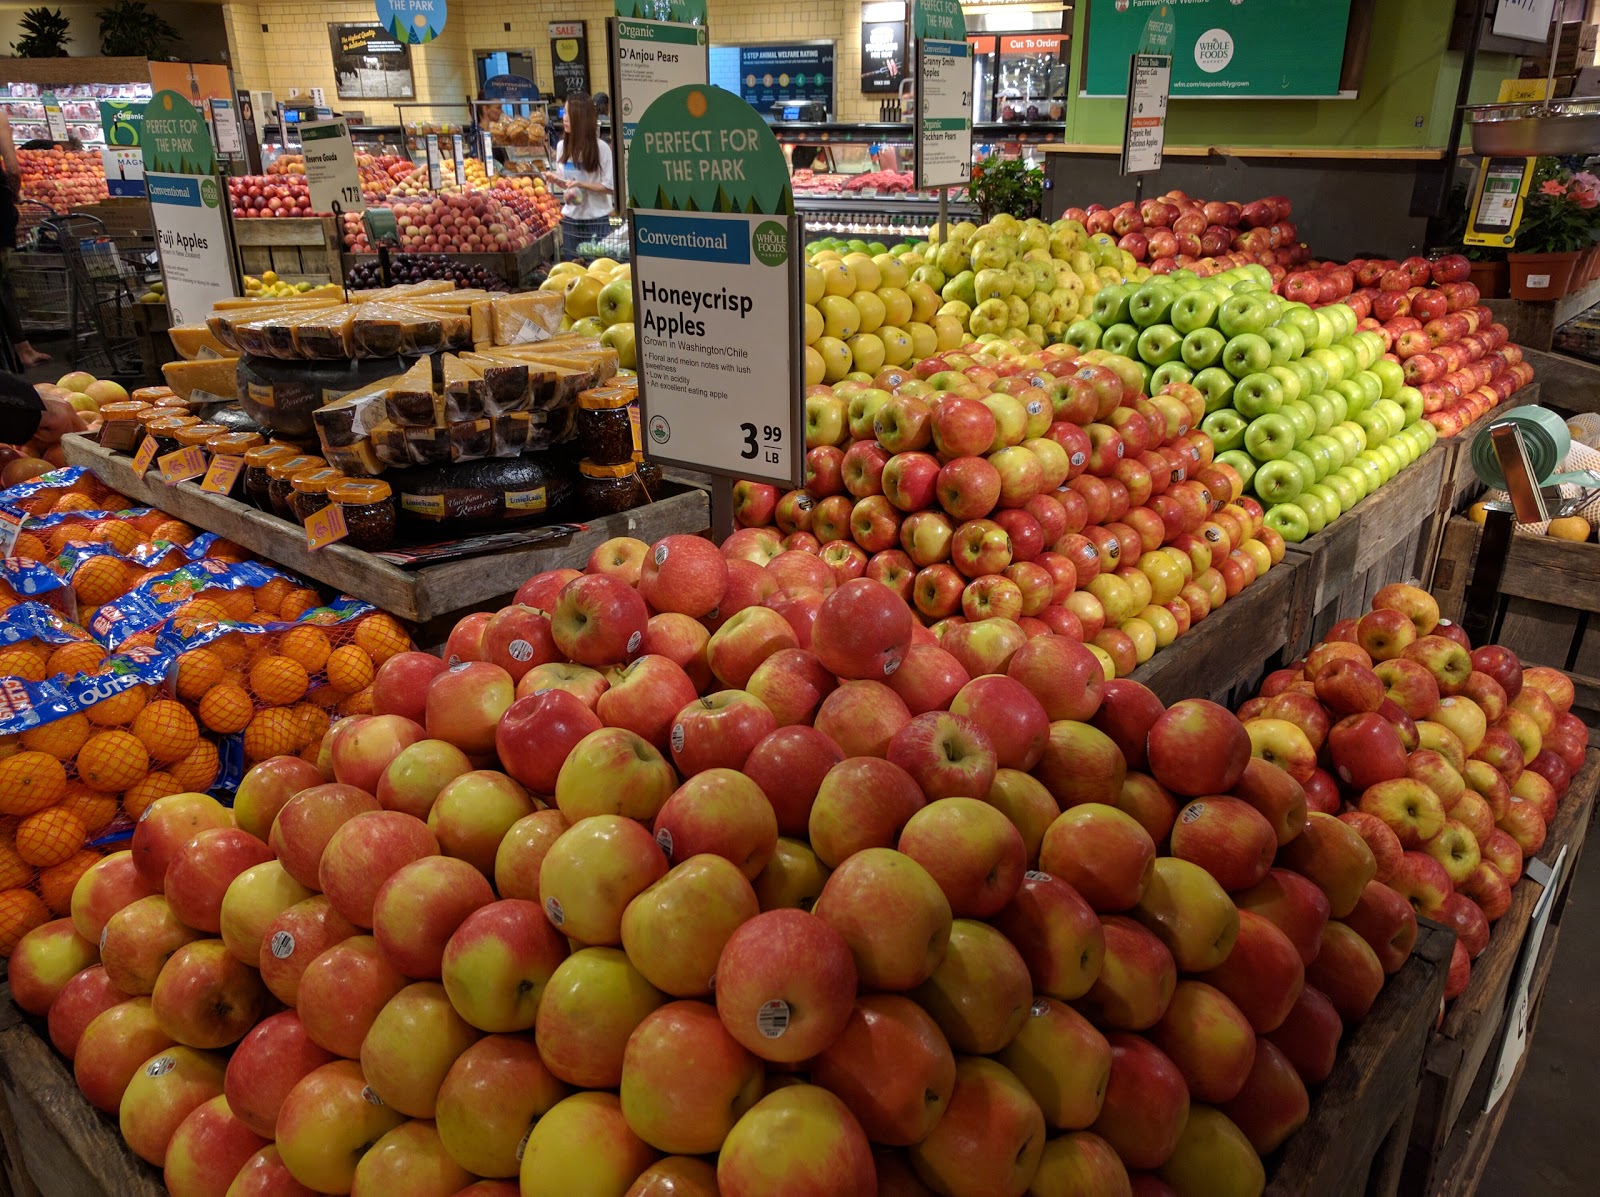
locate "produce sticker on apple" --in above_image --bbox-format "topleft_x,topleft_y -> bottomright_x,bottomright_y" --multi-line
627,85 -> 804,488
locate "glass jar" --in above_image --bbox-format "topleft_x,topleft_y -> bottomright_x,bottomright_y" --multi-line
206,431 -> 265,458
98,402 -> 152,453
289,468 -> 346,526
145,414 -> 200,457
265,455 -> 325,520
242,444 -> 299,511
131,385 -> 176,405
575,387 -> 636,466
330,479 -> 397,552
175,422 -> 228,450
577,459 -> 649,517
634,450 -> 663,497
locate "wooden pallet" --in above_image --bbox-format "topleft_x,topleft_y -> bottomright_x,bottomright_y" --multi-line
61,434 -> 710,626
0,984 -> 163,1197
1402,749 -> 1600,1196
1266,922 -> 1455,1197
233,216 -> 344,285
1431,517 -> 1600,715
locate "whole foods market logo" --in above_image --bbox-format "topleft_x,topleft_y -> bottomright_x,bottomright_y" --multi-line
752,221 -> 788,267
199,178 -> 219,209
1195,28 -> 1234,73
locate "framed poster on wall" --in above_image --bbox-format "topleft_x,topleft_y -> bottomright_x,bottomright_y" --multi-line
328,24 -> 417,100
738,43 -> 835,116
861,20 -> 908,94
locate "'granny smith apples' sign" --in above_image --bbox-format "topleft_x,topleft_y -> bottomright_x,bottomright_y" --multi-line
913,0 -> 966,40
376,0 -> 445,45
628,84 -> 803,488
141,91 -> 236,323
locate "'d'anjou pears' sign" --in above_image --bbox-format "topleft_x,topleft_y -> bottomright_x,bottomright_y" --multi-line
626,84 -> 793,216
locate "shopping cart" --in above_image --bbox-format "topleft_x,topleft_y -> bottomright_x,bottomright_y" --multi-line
44,212 -> 156,378
6,201 -> 72,338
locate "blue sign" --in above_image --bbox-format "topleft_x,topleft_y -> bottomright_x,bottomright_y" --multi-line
483,73 -> 540,101
376,0 -> 446,45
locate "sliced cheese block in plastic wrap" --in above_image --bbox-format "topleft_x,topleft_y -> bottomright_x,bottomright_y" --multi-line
395,454 -> 576,532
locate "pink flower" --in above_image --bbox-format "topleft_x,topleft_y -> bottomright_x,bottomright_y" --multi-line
1572,173 -> 1600,209
1541,179 -> 1568,196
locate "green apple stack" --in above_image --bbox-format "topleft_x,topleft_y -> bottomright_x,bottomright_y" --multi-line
540,258 -> 639,369
1077,268 -> 1439,543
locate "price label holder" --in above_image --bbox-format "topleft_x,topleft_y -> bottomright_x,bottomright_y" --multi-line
1121,53 -> 1171,176
305,504 -> 349,551
363,207 -> 400,246
131,436 -> 161,478
301,118 -> 367,215
426,135 -> 443,190
480,131 -> 496,177
452,134 -> 467,187
158,446 -> 208,486
0,509 -> 24,558
914,40 -> 974,191
201,454 -> 246,496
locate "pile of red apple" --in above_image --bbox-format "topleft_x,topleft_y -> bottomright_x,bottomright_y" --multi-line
228,155 -> 419,219
339,192 -> 540,255
1269,254 -> 1534,437
1236,584 -> 1586,1004
1069,191 -> 1314,275
18,532 -> 1581,1196
16,147 -> 110,211
736,341 -> 1283,678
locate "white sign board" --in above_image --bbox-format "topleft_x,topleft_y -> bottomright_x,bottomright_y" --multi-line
1493,0 -> 1558,42
915,40 -> 974,190
209,98 -> 242,156
452,133 -> 467,187
1486,848 -> 1567,1112
632,210 -> 802,487
41,94 -> 67,141
99,147 -> 144,192
1122,53 -> 1171,175
300,118 -> 366,214
613,19 -> 710,201
425,134 -> 442,190
146,174 -> 236,324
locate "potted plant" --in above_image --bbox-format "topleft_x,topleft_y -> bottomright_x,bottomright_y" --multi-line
97,0 -> 177,59
967,155 -> 1043,222
1507,158 -> 1600,299
11,7 -> 72,57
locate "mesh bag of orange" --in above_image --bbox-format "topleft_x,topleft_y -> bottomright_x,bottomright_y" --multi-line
0,466 -> 123,520
153,595 -> 413,770
0,609 -> 199,955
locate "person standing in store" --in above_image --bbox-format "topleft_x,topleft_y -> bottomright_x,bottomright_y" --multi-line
545,93 -> 615,261
0,110 -> 52,369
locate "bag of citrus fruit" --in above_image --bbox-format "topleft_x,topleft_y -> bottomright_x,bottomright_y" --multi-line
86,558 -> 301,650
0,466 -> 120,518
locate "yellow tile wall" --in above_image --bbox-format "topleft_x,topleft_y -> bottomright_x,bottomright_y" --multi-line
225,0 -> 879,125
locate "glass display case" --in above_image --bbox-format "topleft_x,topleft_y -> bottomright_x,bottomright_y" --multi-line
470,99 -> 550,177
0,81 -> 151,147
257,122 -> 406,169
968,32 -> 1070,124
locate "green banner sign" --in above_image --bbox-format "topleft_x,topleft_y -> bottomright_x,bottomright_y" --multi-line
616,0 -> 706,24
1084,0 -> 1352,99
140,91 -> 216,175
100,100 -> 145,147
913,0 -> 966,41
626,84 -> 792,215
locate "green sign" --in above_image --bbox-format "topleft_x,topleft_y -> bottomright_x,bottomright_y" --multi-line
616,0 -> 706,23
626,84 -> 792,215
100,100 -> 145,147
140,91 -> 216,175
1084,0 -> 1353,98
913,0 -> 966,41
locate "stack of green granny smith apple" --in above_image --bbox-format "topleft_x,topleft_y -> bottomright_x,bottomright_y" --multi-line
16,530 -> 1583,1197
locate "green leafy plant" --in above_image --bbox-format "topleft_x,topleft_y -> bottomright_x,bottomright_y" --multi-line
97,0 -> 178,59
11,7 -> 72,57
1514,156 -> 1600,254
968,155 -> 1044,222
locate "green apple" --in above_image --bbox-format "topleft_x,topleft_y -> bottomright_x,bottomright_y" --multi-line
1299,438 -> 1336,480
1215,450 -> 1258,490
1281,449 -> 1318,492
1128,282 -> 1176,328
1171,290 -> 1221,334
1222,333 -> 1274,379
1309,309 -> 1337,351
1091,285 -> 1133,328
1244,412 -> 1298,461
1266,365 -> 1302,404
1296,491 -> 1330,534
1233,372 -> 1285,419
1324,389 -> 1349,425
1305,483 -> 1343,523
600,322 -> 637,370
1261,325 -> 1300,367
1217,293 -> 1271,338
1137,324 -> 1184,366
1193,366 -> 1235,412
1350,454 -> 1385,493
1281,399 -> 1318,442
1308,348 -> 1345,386
1336,420 -> 1369,454
1323,470 -> 1361,511
1306,392 -> 1337,435
1200,409 -> 1249,452
1328,342 -> 1360,381
1331,379 -> 1367,418
1063,319 -> 1102,351
1375,442 -> 1405,478
1353,408 -> 1390,447
1252,459 -> 1304,505
1395,385 -> 1424,426
1372,398 -> 1407,439
1278,306 -> 1321,348
1289,356 -> 1329,397
1150,361 -> 1194,392
1350,370 -> 1383,409
1101,323 -> 1140,357
1182,327 -> 1227,370
1263,502 -> 1310,543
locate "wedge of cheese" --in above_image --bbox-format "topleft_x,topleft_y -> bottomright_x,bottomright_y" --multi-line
167,323 -> 231,361
161,357 -> 240,402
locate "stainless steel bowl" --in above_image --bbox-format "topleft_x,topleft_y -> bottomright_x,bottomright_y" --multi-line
1465,100 -> 1600,156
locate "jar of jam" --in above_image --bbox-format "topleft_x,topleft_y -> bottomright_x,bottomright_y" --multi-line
131,385 -> 176,405
145,414 -> 200,457
265,455 -> 325,520
634,450 -> 663,496
576,388 -> 636,466
175,422 -> 228,450
242,444 -> 299,511
206,431 -> 265,458
98,402 -> 152,453
577,459 -> 649,517
330,479 -> 397,552
289,468 -> 345,526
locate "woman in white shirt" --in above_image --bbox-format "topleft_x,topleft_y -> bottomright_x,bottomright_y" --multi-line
545,92 -> 615,260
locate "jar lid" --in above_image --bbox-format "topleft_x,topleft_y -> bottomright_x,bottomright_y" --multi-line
147,414 -> 200,435
131,386 -> 175,403
100,402 -> 151,420
176,422 -> 229,447
207,431 -> 266,455
330,479 -> 393,504
244,444 -> 298,468
292,467 -> 345,495
579,387 -> 634,411
267,454 -> 324,480
580,458 -> 640,479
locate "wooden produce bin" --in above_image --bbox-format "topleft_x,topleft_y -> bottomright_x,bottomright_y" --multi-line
1431,517 -> 1600,716
232,216 -> 344,284
341,232 -> 557,288
1485,278 -> 1600,353
1266,922 -> 1455,1197
61,434 -> 709,626
1402,750 -> 1600,1196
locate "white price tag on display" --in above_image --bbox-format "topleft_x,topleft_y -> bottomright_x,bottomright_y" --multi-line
300,119 -> 366,214
915,40 -> 974,191
209,98 -> 242,155
1486,848 -> 1566,1112
1121,53 -> 1170,175
426,135 -> 442,190
632,210 -> 802,488
452,134 -> 466,187
613,19 -> 710,200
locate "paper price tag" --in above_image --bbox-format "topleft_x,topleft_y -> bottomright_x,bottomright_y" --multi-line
158,446 -> 208,485
131,436 -> 161,477
201,454 -> 246,495
305,504 -> 349,551
0,509 -> 25,557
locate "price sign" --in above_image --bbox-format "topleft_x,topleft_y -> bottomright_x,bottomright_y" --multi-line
41,93 -> 68,141
201,454 -> 246,495
480,131 -> 495,176
612,18 -> 710,205
305,504 -> 349,551
452,134 -> 467,187
158,446 -> 208,485
300,119 -> 367,214
914,40 -> 974,190
209,98 -> 242,155
131,436 -> 161,477
1121,53 -> 1171,175
426,134 -> 442,190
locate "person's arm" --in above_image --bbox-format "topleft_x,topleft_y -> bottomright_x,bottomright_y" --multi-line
0,370 -> 45,446
0,111 -> 18,181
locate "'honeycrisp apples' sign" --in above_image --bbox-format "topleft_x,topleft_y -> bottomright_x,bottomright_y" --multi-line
141,91 -> 237,323
627,85 -> 803,488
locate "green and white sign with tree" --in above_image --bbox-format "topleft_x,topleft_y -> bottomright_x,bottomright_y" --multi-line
628,84 -> 803,499
141,90 -> 237,323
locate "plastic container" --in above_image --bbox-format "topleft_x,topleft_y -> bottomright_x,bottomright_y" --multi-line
330,479 -> 397,551
97,402 -> 152,453
205,431 -> 266,457
242,444 -> 300,511
174,422 -> 229,450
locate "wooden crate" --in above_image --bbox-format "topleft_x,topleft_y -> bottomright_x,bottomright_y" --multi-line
0,984 -> 163,1197
1484,277 -> 1600,352
60,434 -> 709,625
1266,922 -> 1455,1197
1520,347 -> 1600,417
1281,445 -> 1448,658
1402,749 -> 1600,1196
1431,516 -> 1600,715
232,216 -> 343,284
342,232 -> 556,288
